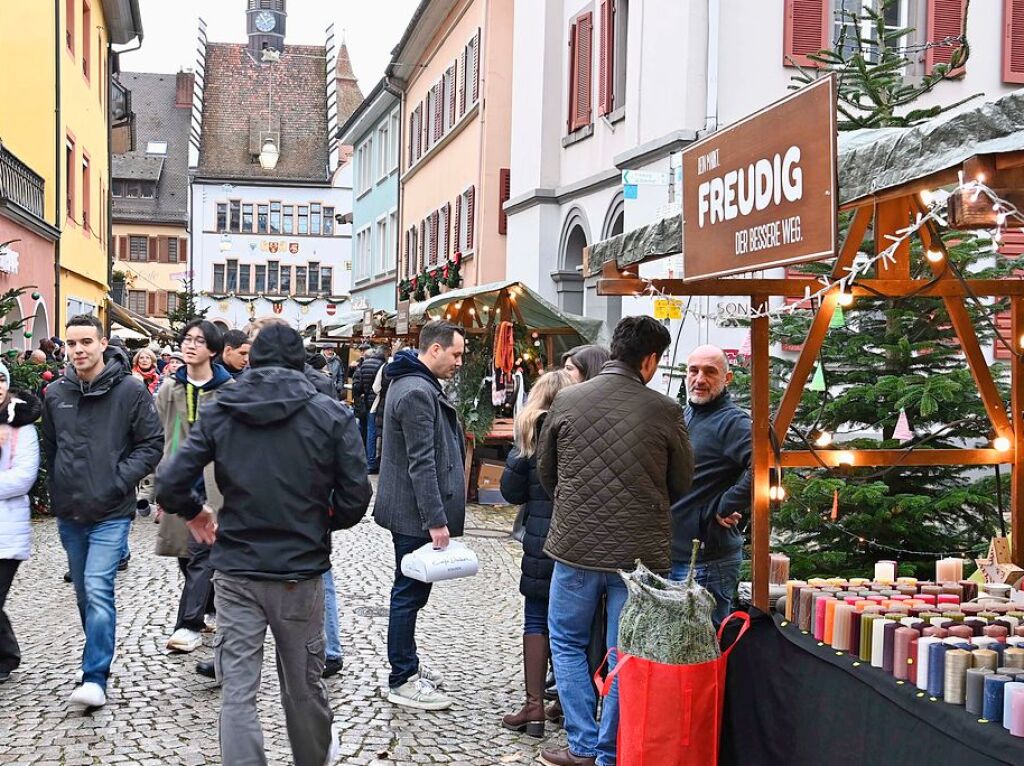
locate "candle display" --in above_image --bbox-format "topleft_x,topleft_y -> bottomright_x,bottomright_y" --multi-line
769,553 -> 790,585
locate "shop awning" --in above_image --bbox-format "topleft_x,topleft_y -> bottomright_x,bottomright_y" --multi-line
108,302 -> 172,340
587,86 -> 1024,275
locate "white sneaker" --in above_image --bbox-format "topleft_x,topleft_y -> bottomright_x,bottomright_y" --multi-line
323,723 -> 340,765
413,664 -> 444,688
69,682 -> 106,708
74,669 -> 83,684
387,677 -> 453,711
203,613 -> 217,633
166,628 -> 203,653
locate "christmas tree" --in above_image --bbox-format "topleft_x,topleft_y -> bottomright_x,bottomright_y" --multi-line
166,274 -> 209,337
729,0 -> 1019,578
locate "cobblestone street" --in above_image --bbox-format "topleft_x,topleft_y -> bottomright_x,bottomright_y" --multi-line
0,501 -> 564,765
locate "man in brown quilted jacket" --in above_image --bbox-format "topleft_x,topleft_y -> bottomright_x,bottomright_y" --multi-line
535,315 -> 693,766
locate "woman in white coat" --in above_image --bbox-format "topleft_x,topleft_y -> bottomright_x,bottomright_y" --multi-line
0,361 -> 41,684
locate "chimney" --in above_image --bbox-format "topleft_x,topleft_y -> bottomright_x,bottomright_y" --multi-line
175,71 -> 194,108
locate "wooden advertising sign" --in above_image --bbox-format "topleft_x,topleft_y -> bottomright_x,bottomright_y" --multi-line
396,300 -> 411,335
362,309 -> 374,337
681,75 -> 837,281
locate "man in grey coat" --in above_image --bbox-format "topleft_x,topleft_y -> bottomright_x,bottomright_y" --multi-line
373,320 -> 466,711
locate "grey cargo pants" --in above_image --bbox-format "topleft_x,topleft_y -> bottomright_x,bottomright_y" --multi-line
212,572 -> 332,766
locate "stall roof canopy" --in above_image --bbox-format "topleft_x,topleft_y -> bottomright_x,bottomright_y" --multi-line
412,280 -> 606,343
109,302 -> 172,339
587,87 -> 1024,276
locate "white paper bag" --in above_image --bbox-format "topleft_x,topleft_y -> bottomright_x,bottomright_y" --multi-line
400,540 -> 479,583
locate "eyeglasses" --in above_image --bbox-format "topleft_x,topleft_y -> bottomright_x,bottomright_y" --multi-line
181,335 -> 207,347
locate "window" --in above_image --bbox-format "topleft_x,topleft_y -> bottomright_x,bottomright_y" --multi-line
377,120 -> 390,180
308,262 -> 320,293
257,204 -> 269,233
298,206 -> 309,235
323,207 -> 335,236
254,264 -> 266,293
140,182 -> 155,199
357,138 -> 373,194
226,259 -> 238,291
457,186 -> 476,252
403,226 -> 417,278
355,226 -> 371,281
66,0 -> 75,53
81,154 -> 90,230
283,205 -> 294,234
229,201 -> 241,232
166,292 -> 180,316
443,63 -> 456,132
82,1 -> 91,79
320,266 -> 333,294
280,265 -> 292,294
439,203 -> 450,262
112,180 -> 124,198
217,203 -> 228,231
168,238 -> 180,263
376,216 -> 389,276
268,261 -> 279,293
242,204 -> 254,232
408,104 -> 423,167
145,140 -> 168,155
129,235 -> 147,261
270,202 -> 281,233
390,109 -> 400,171
295,266 -> 307,294
460,31 -> 480,116
568,13 -> 594,133
833,0 -> 905,63
127,290 -> 146,315
599,0 -> 628,115
65,137 -> 75,221
387,210 -> 398,272
239,264 -> 251,293
213,264 -> 225,293
311,203 -> 322,235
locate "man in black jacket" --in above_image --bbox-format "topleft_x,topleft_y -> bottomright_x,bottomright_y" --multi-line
671,345 -> 751,625
42,314 -> 163,709
352,345 -> 385,461
156,324 -> 371,766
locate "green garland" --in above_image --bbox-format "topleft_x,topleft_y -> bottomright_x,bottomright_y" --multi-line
399,255 -> 463,301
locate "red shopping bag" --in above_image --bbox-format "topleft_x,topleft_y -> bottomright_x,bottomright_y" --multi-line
596,612 -> 750,766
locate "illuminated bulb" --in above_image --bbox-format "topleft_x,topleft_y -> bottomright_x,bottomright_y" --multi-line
836,451 -> 855,466
813,429 -> 833,448
522,351 -> 531,360
925,249 -> 944,264
837,289 -> 854,308
976,172 -> 986,183
769,485 -> 787,502
919,189 -> 934,205
994,436 -> 1012,452
1019,332 -> 1024,350
468,308 -> 475,316
533,340 -> 541,347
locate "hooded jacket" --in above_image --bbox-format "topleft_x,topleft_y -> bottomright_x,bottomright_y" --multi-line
671,390 -> 751,562
155,366 -> 371,580
352,351 -> 385,414
0,391 -> 42,560
537,361 -> 694,573
154,362 -> 234,558
41,348 -> 164,524
373,349 -> 466,538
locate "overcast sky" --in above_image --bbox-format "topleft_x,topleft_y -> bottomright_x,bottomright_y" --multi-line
119,0 -> 420,93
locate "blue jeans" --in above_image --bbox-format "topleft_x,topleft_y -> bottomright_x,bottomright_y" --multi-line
57,517 -> 132,689
523,595 -> 548,636
548,562 -> 628,766
386,532 -> 433,688
366,417 -> 378,470
322,569 -> 342,662
670,548 -> 742,626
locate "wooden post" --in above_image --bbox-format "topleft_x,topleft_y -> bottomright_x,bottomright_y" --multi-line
875,198 -> 911,280
1012,298 -> 1024,567
545,334 -> 556,369
750,296 -> 772,611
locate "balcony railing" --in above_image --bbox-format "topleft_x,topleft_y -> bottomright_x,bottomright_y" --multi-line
0,146 -> 45,221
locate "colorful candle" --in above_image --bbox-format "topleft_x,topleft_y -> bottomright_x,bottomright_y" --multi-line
874,560 -> 897,583
1002,681 -> 1024,731
894,627 -> 919,681
984,624 -> 1009,644
1011,687 -> 1024,737
823,599 -> 839,645
936,557 -> 963,584
927,642 -> 950,697
860,613 -> 880,663
917,636 -> 940,691
872,618 -> 895,670
832,604 -> 853,652
944,649 -> 971,705
966,667 -> 993,715
882,621 -> 898,673
983,674 -> 1012,722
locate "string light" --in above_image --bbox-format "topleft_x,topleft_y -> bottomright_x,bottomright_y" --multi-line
769,484 -> 787,502
836,450 -> 855,466
836,288 -> 854,307
925,249 -> 944,263
811,428 -> 833,448
993,436 -> 1012,452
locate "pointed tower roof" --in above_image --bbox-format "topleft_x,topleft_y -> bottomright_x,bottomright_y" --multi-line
335,41 -> 365,129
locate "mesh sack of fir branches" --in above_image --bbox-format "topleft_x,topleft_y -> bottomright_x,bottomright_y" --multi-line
617,540 -> 719,665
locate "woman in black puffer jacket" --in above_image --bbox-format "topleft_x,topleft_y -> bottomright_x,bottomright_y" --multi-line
499,369 -> 574,738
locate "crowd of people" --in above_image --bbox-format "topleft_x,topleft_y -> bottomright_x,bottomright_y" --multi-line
0,310 -> 753,766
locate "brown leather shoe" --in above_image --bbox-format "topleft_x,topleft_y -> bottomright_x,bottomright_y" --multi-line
544,698 -> 563,724
538,747 -> 596,766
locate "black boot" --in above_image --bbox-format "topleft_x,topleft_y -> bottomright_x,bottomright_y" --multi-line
501,634 -> 548,738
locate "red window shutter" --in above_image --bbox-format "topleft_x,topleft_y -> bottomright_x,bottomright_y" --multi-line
408,112 -> 416,164
598,0 -> 615,116
429,211 -> 437,265
472,29 -> 481,103
157,236 -> 168,263
467,185 -> 476,249
498,168 -> 511,235
147,291 -> 156,316
419,220 -> 426,271
442,202 -> 452,259
454,197 -> 462,254
433,84 -> 443,142
179,237 -> 188,261
449,63 -> 458,125
148,236 -> 158,262
117,236 -> 127,260
460,48 -> 468,114
567,19 -> 579,132
926,0 -> 966,74
1004,0 -> 1024,83
158,291 -> 169,317
782,0 -> 829,68
574,13 -> 593,130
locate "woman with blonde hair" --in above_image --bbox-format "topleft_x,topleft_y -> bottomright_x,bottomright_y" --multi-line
132,348 -> 160,394
500,368 -> 575,738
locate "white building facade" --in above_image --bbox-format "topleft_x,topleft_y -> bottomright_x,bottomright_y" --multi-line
506,0 -> 1024,384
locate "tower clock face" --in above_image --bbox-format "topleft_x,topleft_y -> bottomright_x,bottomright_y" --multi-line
255,11 -> 276,33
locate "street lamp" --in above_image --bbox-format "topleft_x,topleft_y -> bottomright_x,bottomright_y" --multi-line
259,137 -> 279,170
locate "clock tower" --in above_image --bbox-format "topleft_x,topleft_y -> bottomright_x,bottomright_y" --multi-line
246,0 -> 286,59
